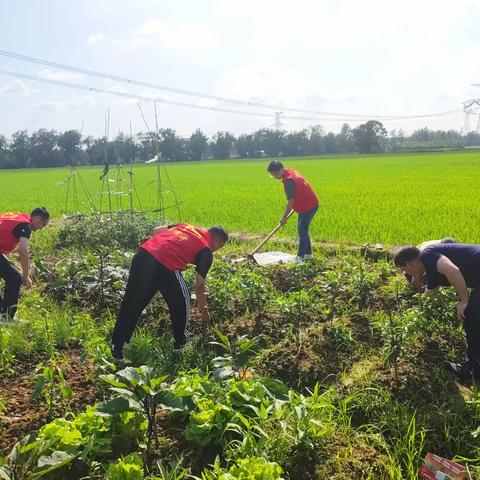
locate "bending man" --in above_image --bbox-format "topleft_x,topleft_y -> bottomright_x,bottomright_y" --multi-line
0,208 -> 50,321
395,242 -> 480,382
111,223 -> 228,358
267,161 -> 319,261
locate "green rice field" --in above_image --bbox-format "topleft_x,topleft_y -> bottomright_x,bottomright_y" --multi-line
2,150 -> 480,245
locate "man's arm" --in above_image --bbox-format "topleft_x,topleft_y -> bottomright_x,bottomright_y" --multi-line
280,199 -> 294,226
152,225 -> 169,235
195,273 -> 210,322
436,255 -> 469,319
424,287 -> 439,297
194,248 -> 213,322
18,237 -> 32,288
280,180 -> 295,226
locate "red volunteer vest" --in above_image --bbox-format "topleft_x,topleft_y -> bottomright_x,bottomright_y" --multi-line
0,212 -> 31,254
282,168 -> 318,214
140,224 -> 213,271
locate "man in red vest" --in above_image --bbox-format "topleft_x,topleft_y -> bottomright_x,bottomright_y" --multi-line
0,207 -> 50,321
267,161 -> 319,261
111,223 -> 228,358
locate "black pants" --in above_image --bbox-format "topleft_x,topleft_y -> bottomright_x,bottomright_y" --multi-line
464,286 -> 480,371
0,254 -> 22,319
111,248 -> 190,352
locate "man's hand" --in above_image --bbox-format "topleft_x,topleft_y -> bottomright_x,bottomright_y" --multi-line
279,216 -> 287,226
22,275 -> 32,289
200,307 -> 211,322
457,301 -> 468,320
411,275 -> 426,292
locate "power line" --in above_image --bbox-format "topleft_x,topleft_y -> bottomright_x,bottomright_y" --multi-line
0,48 -> 461,120
0,68 -> 279,119
3,67 -> 444,123
0,68 -> 461,124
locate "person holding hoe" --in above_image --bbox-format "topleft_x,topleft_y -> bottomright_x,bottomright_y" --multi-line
111,223 -> 228,359
267,161 -> 319,262
0,207 -> 50,322
395,242 -> 480,382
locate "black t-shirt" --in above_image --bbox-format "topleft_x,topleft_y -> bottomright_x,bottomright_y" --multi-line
195,248 -> 213,279
12,222 -> 31,240
283,179 -> 296,200
420,244 -> 480,289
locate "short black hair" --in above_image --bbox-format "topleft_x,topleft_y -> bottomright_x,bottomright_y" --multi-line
30,206 -> 50,220
209,225 -> 228,243
267,160 -> 284,173
394,246 -> 420,267
440,237 -> 457,244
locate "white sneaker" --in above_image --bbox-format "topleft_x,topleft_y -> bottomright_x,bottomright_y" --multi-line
303,254 -> 313,260
294,256 -> 304,263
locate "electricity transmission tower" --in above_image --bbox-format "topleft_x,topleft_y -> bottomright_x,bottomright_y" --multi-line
463,99 -> 480,134
273,111 -> 284,130
463,82 -> 480,133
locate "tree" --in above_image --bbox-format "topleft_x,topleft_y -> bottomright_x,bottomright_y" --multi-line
29,129 -> 62,167
324,132 -> 339,154
337,123 -> 354,153
158,128 -> 183,162
253,129 -> 284,157
189,129 -> 208,161
283,130 -> 309,157
465,131 -> 480,147
57,130 -> 82,165
9,130 -> 31,168
84,136 -> 107,165
411,127 -> 432,142
236,134 -> 256,158
308,125 -> 324,155
0,134 -> 9,168
353,121 -> 387,154
111,132 -> 136,165
210,131 -> 235,160
137,131 -> 160,162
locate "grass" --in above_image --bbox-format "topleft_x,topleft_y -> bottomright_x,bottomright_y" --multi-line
1,149 -> 480,245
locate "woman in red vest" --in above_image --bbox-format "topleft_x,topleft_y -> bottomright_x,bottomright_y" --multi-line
267,161 -> 319,261
0,207 -> 50,321
111,224 -> 228,359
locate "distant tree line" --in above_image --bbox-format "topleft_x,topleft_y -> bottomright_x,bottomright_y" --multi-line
0,121 -> 479,169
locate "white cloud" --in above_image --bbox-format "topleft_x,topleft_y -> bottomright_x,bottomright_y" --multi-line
132,18 -> 218,53
87,32 -> 105,45
34,95 -> 96,114
0,80 -> 35,97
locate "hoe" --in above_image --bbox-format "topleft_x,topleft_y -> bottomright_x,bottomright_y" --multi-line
233,211 -> 296,266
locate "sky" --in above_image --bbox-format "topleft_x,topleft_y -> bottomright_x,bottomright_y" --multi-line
1,0 -> 480,138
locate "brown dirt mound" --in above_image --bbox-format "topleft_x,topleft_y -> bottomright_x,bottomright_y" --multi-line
314,432 -> 394,479
0,348 -> 98,454
257,323 -> 360,389
221,310 -> 285,341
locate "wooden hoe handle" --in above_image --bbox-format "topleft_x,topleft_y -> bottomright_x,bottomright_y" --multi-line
249,210 -> 294,256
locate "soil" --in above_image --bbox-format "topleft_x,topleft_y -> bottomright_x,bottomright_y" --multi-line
257,323 -> 360,389
0,347 -> 98,454
314,433 -> 393,479
148,411 -> 219,475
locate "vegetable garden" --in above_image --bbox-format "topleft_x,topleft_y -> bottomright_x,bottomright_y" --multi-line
1,215 -> 479,479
